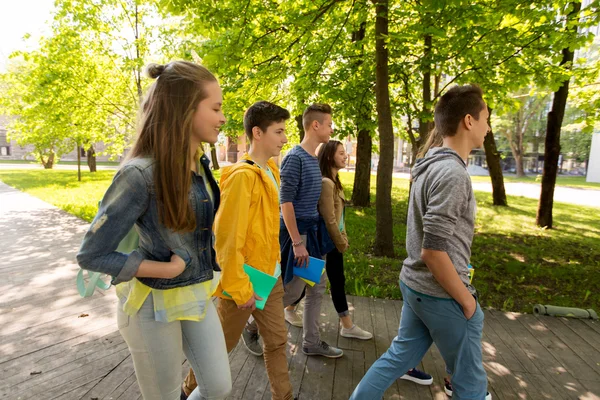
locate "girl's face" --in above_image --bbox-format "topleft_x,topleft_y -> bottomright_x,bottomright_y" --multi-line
192,81 -> 226,145
333,144 -> 347,169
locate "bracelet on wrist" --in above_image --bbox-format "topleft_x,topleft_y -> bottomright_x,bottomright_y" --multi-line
292,239 -> 304,247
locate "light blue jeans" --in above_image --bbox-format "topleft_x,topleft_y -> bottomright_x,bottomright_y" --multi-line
350,281 -> 487,400
118,296 -> 232,400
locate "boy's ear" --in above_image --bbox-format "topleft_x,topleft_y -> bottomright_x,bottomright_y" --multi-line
252,126 -> 262,141
462,114 -> 472,131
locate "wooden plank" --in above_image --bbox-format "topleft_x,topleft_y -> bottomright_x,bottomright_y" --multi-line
535,316 -> 600,376
578,378 -> 600,397
382,298 -> 424,399
286,301 -> 307,400
1,295 -> 116,336
228,343 -> 255,399
1,328 -> 123,387
483,310 -> 542,375
0,307 -> 116,363
114,374 -> 142,400
2,339 -> 128,397
563,319 -> 600,354
368,297 -> 401,400
81,354 -> 135,400
50,376 -> 102,400
489,310 -> 584,399
518,314 -> 600,382
239,354 -> 269,400
298,295 -> 338,400
332,348 -> 360,400
102,370 -> 138,400
479,328 -> 523,399
582,319 -> 600,336
10,346 -> 131,399
350,295 -> 377,375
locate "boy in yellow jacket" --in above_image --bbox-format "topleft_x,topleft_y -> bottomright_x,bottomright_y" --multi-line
183,101 -> 293,400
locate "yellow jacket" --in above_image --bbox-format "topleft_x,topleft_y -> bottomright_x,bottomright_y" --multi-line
213,154 -> 281,305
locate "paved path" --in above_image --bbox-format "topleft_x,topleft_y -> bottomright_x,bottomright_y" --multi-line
1,181 -> 600,399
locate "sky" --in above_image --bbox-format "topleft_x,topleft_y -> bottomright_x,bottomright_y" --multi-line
0,0 -> 55,72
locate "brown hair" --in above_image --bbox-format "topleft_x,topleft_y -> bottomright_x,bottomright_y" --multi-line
302,103 -> 332,131
434,84 -> 485,137
129,61 -> 218,232
243,101 -> 290,143
417,84 -> 485,159
318,140 -> 344,192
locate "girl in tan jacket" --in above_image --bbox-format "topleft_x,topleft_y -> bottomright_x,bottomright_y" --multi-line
317,140 -> 372,339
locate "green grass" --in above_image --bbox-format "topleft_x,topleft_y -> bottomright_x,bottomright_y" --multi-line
470,174 -> 600,190
0,160 -> 120,166
0,160 -> 37,164
1,168 -> 598,314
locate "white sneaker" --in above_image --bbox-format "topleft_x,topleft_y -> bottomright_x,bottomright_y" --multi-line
284,309 -> 303,327
340,324 -> 373,340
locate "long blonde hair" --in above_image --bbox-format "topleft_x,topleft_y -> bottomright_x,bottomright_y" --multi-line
129,61 -> 217,232
417,128 -> 443,158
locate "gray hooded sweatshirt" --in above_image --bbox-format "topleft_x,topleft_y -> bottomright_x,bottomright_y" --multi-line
400,147 -> 477,299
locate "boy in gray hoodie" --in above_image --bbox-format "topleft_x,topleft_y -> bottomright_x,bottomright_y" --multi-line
350,84 -> 491,400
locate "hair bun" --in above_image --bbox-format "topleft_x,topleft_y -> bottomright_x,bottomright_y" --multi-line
146,63 -> 166,79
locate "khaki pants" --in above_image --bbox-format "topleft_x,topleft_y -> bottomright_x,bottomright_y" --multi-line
183,279 -> 293,400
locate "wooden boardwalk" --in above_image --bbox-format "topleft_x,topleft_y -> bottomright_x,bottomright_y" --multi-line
1,181 -> 600,400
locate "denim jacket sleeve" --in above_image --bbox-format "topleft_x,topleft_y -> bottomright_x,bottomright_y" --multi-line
76,164 -> 149,284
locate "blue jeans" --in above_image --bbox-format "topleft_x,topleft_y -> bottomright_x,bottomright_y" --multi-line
118,296 -> 232,400
350,281 -> 487,400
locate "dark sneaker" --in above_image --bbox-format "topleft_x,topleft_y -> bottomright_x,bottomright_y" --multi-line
302,340 -> 343,358
242,327 -> 263,356
444,378 -> 491,399
400,368 -> 433,385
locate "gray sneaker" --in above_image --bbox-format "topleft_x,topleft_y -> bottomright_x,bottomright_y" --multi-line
242,328 -> 263,356
302,341 -> 343,358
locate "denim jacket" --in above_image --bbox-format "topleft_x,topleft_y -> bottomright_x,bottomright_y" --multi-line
77,154 -> 221,290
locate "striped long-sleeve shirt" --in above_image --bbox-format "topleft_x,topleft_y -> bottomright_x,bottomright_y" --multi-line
279,145 -> 322,219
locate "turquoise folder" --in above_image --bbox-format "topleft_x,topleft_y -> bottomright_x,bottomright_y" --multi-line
223,264 -> 278,310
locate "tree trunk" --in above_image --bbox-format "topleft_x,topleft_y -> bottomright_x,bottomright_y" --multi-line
417,34 -> 433,153
514,153 -> 525,177
77,143 -> 82,182
537,1 -> 580,228
352,127 -> 372,207
350,20 -> 372,207
87,145 -> 97,172
296,114 -> 305,142
41,151 -> 55,169
372,0 -> 394,257
483,108 -> 507,206
210,144 -> 220,170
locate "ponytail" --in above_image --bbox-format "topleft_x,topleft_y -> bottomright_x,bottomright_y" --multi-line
417,128 -> 443,159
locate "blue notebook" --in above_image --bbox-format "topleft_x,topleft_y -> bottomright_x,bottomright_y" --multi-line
293,257 -> 326,285
223,264 -> 278,310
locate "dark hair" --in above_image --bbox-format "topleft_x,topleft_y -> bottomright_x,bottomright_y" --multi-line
434,84 -> 485,138
302,103 -> 332,131
243,101 -> 290,142
318,140 -> 344,192
131,61 -> 217,232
